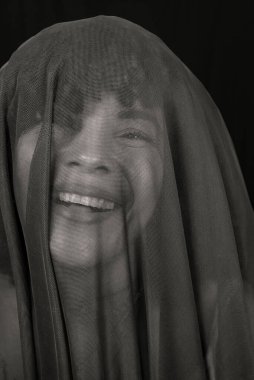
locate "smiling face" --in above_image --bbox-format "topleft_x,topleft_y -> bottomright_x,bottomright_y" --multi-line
15,93 -> 164,280
50,93 -> 164,268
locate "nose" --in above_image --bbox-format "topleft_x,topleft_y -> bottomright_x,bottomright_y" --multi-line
67,153 -> 110,174
58,125 -> 114,175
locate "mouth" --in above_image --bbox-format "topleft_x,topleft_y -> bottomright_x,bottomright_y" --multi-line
51,179 -> 134,224
57,192 -> 119,212
52,190 -> 128,224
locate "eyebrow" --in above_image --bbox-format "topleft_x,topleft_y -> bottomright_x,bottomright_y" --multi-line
117,109 -> 161,134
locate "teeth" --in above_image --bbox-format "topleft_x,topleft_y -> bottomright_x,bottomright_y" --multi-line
59,192 -> 115,210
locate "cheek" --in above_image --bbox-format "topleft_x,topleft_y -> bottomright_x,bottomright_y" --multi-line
122,148 -> 163,227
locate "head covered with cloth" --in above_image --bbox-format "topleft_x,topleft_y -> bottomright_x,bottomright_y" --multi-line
1,15 -> 254,380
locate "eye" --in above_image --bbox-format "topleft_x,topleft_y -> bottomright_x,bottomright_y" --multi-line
120,129 -> 149,141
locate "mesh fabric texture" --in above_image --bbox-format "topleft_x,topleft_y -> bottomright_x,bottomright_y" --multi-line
1,15 -> 254,380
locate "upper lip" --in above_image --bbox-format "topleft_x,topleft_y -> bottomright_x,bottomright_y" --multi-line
53,183 -> 125,206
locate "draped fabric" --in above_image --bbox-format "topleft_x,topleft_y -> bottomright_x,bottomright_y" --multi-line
1,15 -> 254,379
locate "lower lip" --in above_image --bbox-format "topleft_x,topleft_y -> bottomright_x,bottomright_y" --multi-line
53,201 -> 124,224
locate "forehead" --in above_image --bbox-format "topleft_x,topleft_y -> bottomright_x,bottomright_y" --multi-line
68,93 -> 163,131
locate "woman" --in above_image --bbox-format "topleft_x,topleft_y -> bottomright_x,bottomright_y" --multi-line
1,15 -> 254,379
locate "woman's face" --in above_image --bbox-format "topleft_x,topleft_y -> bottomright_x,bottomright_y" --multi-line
15,93 -> 164,271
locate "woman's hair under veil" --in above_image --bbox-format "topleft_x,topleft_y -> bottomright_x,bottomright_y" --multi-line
1,15 -> 254,380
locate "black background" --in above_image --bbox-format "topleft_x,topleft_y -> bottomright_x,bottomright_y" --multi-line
0,1 -> 254,275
